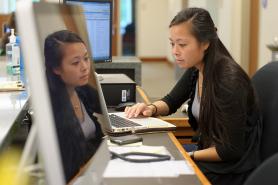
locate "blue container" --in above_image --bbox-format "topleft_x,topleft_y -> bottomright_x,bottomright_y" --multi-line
16,36 -> 24,71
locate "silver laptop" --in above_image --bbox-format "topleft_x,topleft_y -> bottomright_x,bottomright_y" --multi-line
94,74 -> 176,134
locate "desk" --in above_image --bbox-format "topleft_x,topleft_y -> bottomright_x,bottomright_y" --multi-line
70,86 -> 210,185
0,56 -> 29,151
71,133 -> 210,185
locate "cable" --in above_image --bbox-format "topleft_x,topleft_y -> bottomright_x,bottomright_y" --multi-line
110,151 -> 171,163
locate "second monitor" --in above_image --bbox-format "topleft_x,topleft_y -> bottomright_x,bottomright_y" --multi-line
65,0 -> 113,63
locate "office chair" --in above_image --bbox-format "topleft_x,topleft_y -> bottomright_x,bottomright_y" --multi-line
244,152 -> 278,185
251,61 -> 278,161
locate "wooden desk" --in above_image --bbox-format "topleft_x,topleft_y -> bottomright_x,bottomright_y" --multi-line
136,86 -> 196,144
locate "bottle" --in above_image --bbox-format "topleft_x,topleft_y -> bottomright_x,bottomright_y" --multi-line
5,29 -> 20,75
12,36 -> 21,75
6,29 -> 16,74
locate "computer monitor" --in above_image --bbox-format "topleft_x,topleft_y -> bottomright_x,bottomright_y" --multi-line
16,1 -> 108,184
64,0 -> 113,63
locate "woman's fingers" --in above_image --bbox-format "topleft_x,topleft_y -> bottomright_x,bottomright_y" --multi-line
124,103 -> 147,118
134,103 -> 146,117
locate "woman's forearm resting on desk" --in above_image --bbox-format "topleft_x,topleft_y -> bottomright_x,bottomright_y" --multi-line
191,147 -> 222,162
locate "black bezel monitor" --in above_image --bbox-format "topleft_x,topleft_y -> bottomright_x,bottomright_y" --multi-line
64,0 -> 113,63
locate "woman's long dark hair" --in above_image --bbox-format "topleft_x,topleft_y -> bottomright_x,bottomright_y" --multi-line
44,30 -> 101,182
44,30 -> 85,91
170,8 -> 255,148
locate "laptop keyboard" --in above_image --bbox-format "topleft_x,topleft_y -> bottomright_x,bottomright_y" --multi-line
109,114 -> 141,128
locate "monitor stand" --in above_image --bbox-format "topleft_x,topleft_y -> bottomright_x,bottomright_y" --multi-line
17,123 -> 105,185
16,124 -> 40,182
95,72 -> 104,81
18,124 -> 38,170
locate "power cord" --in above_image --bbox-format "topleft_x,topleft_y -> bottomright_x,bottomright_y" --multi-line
110,151 -> 171,163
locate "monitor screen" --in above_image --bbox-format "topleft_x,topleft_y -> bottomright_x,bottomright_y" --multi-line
65,0 -> 112,63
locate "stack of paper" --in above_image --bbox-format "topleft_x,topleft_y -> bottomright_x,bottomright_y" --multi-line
0,81 -> 25,92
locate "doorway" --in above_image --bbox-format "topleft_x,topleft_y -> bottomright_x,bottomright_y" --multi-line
120,0 -> 136,56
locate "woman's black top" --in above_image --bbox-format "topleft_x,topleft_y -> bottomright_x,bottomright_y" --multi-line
50,85 -> 103,182
161,67 -> 262,185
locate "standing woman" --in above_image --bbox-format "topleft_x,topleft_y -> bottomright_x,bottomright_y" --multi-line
125,8 -> 261,185
44,30 -> 103,182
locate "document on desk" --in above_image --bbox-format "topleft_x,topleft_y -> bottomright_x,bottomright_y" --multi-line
103,160 -> 195,178
103,146 -> 195,178
108,145 -> 170,155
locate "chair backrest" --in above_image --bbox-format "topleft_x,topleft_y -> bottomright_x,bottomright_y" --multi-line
244,152 -> 278,185
251,62 -> 278,161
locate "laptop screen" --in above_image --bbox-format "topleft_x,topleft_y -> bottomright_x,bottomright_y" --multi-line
17,2 -> 109,184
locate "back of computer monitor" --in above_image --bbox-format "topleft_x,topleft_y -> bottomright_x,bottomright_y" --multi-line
16,1 -> 107,184
16,1 -> 65,185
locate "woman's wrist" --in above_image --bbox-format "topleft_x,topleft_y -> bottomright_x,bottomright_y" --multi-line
148,103 -> 158,116
188,151 -> 195,160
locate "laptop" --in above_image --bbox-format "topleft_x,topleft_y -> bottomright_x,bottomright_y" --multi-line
94,73 -> 176,135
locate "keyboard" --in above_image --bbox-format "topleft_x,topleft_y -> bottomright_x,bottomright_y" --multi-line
109,114 -> 141,128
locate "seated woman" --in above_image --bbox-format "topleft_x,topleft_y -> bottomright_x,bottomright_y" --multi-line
44,30 -> 103,182
125,8 -> 262,185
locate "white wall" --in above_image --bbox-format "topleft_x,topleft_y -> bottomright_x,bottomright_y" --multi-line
135,0 -> 168,58
0,0 -> 17,13
259,0 -> 278,68
0,1 -> 11,13
166,0 -> 184,62
187,0 -> 250,71
135,0 -> 250,71
188,0 -> 233,56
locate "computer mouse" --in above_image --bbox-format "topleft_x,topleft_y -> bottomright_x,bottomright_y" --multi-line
115,102 -> 135,111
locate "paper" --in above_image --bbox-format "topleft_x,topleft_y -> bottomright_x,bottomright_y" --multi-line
108,145 -> 171,156
103,160 -> 195,178
103,145 -> 195,178
0,80 -> 25,91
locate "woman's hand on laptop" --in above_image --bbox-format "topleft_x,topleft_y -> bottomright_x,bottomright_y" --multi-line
125,103 -> 153,118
